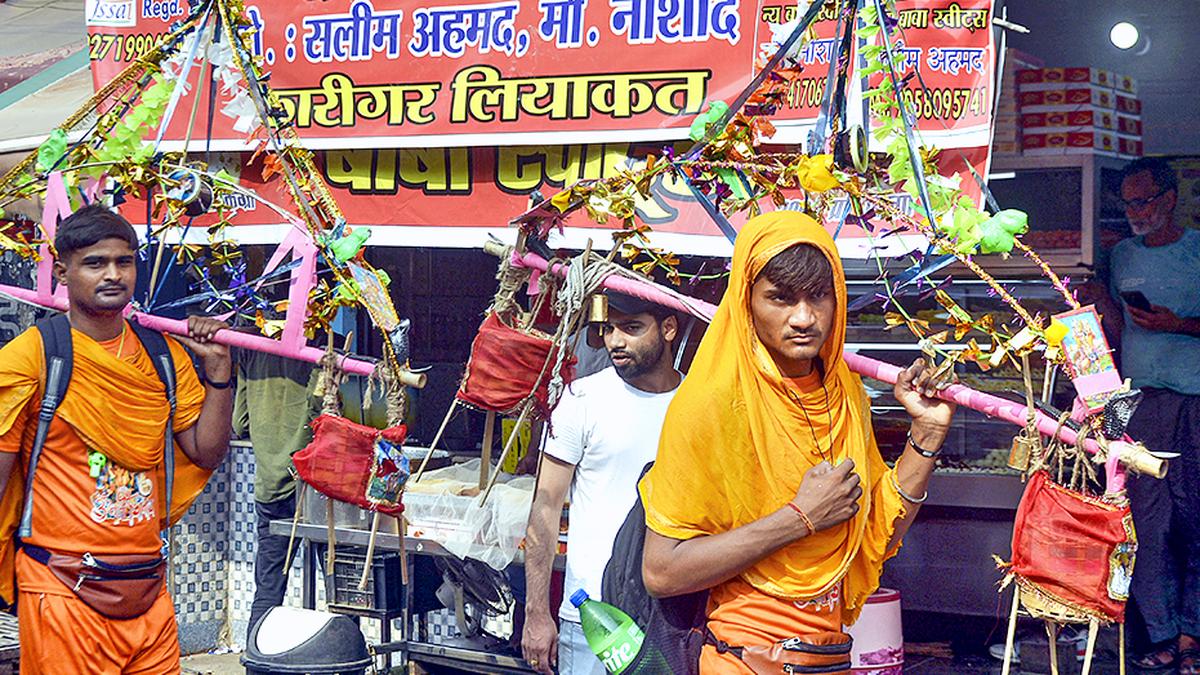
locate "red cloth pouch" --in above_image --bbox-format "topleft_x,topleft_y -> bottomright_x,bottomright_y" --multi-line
456,312 -> 575,419
1008,471 -> 1136,622
292,414 -> 408,515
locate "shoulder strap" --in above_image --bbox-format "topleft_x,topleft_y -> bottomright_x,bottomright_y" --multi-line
601,461 -> 655,624
19,314 -> 75,539
129,320 -> 176,535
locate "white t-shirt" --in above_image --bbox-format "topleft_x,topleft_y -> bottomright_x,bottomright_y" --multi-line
543,366 -> 680,623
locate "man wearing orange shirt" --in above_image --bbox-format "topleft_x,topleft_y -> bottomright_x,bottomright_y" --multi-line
0,204 -> 233,673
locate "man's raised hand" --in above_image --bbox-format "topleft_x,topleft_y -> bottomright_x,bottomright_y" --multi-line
791,459 -> 862,534
175,316 -> 232,381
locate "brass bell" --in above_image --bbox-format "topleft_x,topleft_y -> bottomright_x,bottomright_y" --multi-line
1008,431 -> 1039,472
588,294 -> 608,324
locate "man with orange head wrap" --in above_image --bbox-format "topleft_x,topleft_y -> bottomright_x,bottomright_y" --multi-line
640,212 -> 956,673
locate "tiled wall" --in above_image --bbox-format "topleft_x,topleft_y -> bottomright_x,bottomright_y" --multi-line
173,441 -> 321,654
171,444 -> 234,654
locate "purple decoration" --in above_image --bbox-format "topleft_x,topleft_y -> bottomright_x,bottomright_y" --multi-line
845,207 -> 878,231
880,5 -> 899,32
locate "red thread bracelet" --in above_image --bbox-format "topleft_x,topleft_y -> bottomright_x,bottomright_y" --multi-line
787,502 -> 816,536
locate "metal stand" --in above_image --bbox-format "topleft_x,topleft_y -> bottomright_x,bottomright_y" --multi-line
272,519 -> 565,673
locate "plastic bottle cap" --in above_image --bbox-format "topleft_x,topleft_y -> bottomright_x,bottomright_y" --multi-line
569,589 -> 589,608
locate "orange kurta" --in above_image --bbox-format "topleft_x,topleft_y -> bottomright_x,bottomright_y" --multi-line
0,324 -> 211,674
640,212 -> 909,659
0,324 -> 209,601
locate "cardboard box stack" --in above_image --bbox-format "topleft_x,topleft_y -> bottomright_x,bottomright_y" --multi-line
1015,67 -> 1143,158
992,49 -> 1043,157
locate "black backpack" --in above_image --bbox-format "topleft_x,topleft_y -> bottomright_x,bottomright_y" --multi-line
601,462 -> 708,675
18,314 -> 177,539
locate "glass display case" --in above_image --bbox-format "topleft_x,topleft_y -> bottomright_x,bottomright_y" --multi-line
848,278 -> 1079,471
986,154 -> 1129,274
847,277 -> 1088,616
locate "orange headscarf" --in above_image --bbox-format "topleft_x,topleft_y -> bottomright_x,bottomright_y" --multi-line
0,324 -> 210,603
639,212 -> 907,623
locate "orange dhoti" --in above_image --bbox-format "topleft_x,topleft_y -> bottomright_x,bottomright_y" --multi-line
16,552 -> 181,675
701,578 -> 846,674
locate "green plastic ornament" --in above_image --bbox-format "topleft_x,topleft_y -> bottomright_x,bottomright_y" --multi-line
36,130 -> 69,173
329,227 -> 372,263
978,209 -> 1028,255
688,101 -> 729,142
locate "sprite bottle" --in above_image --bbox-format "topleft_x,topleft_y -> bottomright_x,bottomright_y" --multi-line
570,589 -> 645,674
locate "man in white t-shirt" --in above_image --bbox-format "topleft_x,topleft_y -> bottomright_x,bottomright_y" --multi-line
521,291 -> 682,675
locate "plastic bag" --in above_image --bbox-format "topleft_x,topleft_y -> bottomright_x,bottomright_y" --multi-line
405,459 -> 535,570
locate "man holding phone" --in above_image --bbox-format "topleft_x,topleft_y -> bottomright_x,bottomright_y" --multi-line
1108,157 -> 1200,673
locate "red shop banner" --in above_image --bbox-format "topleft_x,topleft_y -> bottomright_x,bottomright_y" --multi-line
86,0 -> 995,254
86,0 -> 995,150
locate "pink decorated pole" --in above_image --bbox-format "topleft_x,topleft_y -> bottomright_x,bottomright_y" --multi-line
507,250 -> 718,321
503,249 -> 1167,476
841,352 -> 1100,452
261,225 -> 319,356
0,284 -> 378,377
37,172 -> 72,307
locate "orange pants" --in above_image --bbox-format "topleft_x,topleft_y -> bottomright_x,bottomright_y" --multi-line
17,556 -> 181,675
701,578 -> 845,674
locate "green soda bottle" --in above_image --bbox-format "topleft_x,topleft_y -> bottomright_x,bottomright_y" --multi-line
570,589 -> 645,674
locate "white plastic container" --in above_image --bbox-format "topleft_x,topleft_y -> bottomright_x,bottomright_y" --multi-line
846,588 -> 903,675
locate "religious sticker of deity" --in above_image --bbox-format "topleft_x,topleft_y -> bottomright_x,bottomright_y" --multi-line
1108,514 -> 1137,601
365,436 -> 409,508
1053,305 -> 1125,412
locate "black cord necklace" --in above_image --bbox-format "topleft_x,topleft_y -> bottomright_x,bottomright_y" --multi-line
790,376 -> 833,464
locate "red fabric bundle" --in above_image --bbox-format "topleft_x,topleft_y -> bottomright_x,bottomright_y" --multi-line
1009,472 -> 1136,622
293,414 -> 408,515
457,312 -> 575,418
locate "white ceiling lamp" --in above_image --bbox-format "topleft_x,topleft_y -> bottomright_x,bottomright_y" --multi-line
1110,21 -> 1139,50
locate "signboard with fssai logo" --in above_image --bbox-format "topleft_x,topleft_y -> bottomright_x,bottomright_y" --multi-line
85,0 -> 137,27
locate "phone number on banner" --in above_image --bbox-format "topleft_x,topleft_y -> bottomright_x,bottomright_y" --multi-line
900,86 -> 989,121
88,33 -> 170,63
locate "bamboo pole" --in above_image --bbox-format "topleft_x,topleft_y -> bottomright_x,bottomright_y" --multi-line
325,499 -> 336,576
1046,621 -> 1060,675
358,511 -> 381,590
282,482 -> 305,576
479,402 -> 533,504
1081,619 -> 1099,675
479,411 -> 496,491
411,401 -> 458,483
1001,589 -> 1020,675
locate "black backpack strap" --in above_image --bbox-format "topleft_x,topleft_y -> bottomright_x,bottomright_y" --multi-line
20,315 -> 75,539
601,461 -> 655,620
129,320 -> 176,535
